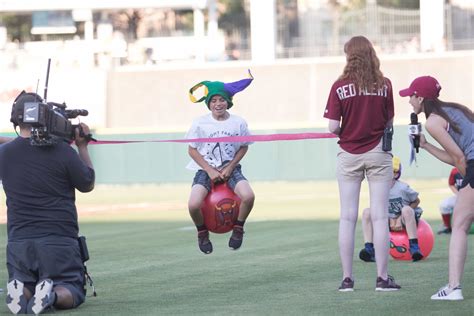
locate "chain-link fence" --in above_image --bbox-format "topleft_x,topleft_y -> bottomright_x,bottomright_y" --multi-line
0,2 -> 472,67
229,2 -> 474,60
446,4 -> 474,51
288,3 -> 473,57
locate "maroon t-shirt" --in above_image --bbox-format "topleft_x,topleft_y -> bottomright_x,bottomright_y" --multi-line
324,77 -> 394,154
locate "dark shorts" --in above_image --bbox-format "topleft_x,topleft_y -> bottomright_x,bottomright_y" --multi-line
7,236 -> 86,308
460,159 -> 474,189
192,164 -> 247,192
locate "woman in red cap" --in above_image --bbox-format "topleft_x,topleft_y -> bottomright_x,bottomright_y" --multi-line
324,36 -> 400,292
400,75 -> 474,301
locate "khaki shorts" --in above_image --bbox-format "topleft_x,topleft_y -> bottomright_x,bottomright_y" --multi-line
337,140 -> 393,182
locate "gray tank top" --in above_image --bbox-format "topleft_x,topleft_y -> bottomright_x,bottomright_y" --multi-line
443,106 -> 474,160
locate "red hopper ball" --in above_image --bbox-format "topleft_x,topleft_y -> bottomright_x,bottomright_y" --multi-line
389,219 -> 434,261
201,182 -> 240,234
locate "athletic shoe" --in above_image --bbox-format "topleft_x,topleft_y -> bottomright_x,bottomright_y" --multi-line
375,275 -> 401,291
27,279 -> 56,315
229,225 -> 244,250
437,226 -> 452,235
338,277 -> 354,292
6,279 -> 27,314
198,230 -> 213,254
359,247 -> 375,262
431,285 -> 463,301
409,243 -> 424,262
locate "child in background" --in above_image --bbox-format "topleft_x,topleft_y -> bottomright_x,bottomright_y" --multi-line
438,167 -> 463,234
359,156 -> 424,262
186,71 -> 255,254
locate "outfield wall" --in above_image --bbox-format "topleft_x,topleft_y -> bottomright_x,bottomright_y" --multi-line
90,126 -> 453,184
0,51 -> 471,132
106,51 -> 474,131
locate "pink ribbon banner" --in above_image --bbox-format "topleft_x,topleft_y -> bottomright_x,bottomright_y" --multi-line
92,132 -> 337,145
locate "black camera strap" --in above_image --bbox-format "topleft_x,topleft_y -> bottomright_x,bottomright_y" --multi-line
84,264 -> 97,297
78,236 -> 97,297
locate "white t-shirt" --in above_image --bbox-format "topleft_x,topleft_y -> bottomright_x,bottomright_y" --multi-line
185,113 -> 252,170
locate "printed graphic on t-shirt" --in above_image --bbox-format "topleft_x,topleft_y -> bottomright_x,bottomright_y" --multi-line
204,131 -> 239,167
454,175 -> 463,190
335,83 -> 389,100
389,197 -> 403,217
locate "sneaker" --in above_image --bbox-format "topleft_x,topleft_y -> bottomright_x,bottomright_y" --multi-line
338,277 -> 354,292
6,279 -> 27,314
375,275 -> 401,291
431,284 -> 463,301
198,230 -> 213,254
359,247 -> 375,262
229,225 -> 244,250
27,279 -> 56,315
409,243 -> 424,262
437,226 -> 452,235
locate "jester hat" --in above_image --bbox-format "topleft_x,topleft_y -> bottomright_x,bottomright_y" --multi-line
189,70 -> 253,109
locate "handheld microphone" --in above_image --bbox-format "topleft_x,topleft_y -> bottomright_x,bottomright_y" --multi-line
408,113 -> 421,153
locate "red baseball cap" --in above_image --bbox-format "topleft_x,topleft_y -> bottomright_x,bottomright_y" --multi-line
399,76 -> 442,99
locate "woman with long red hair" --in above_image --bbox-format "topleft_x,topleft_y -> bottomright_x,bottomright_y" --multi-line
324,36 -> 400,292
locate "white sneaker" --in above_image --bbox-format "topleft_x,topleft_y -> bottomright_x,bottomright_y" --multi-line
431,284 -> 464,301
27,279 -> 55,314
6,279 -> 27,314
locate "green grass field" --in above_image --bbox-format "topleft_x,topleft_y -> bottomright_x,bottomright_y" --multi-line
0,180 -> 473,315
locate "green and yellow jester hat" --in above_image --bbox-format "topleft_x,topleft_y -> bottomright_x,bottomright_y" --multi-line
188,70 -> 253,109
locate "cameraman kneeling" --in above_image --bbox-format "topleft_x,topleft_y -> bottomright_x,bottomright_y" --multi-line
0,92 -> 95,314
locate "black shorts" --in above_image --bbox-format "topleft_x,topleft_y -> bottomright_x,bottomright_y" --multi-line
7,236 -> 86,307
460,159 -> 474,189
192,164 -> 247,192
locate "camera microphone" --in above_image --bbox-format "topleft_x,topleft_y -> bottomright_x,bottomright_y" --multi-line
408,112 -> 421,153
65,109 -> 89,118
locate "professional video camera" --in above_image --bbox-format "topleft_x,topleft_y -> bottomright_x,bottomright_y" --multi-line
10,59 -> 94,146
22,99 -> 90,146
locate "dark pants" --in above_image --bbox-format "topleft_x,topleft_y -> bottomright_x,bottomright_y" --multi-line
7,236 -> 86,307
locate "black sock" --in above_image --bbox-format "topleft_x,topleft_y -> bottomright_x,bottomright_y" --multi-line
235,220 -> 245,227
52,292 -> 58,305
196,224 -> 207,232
365,242 -> 374,249
409,238 -> 418,246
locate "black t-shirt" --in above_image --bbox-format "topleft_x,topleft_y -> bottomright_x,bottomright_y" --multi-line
0,137 -> 95,240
